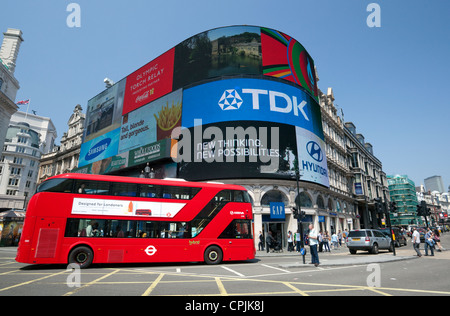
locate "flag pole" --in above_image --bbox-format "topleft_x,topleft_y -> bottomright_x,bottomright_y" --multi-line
24,98 -> 30,120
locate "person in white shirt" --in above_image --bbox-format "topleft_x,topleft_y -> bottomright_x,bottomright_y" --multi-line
412,227 -> 422,257
287,231 -> 294,252
308,224 -> 320,266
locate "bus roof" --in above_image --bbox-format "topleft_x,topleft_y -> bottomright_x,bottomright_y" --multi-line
46,173 -> 247,191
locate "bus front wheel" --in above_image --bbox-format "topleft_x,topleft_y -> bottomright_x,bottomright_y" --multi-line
204,246 -> 223,265
68,246 -> 93,269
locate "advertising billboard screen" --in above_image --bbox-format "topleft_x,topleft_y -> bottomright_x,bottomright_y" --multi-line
78,26 -> 324,185
172,26 -> 317,100
123,48 -> 175,115
295,127 -> 329,187
261,27 -> 318,100
177,78 -> 329,187
84,79 -> 126,142
119,89 -> 182,154
177,121 -> 298,181
79,128 -> 120,168
181,78 -> 323,139
173,25 -> 262,90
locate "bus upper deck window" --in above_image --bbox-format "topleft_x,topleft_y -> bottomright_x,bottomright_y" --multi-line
36,178 -> 74,193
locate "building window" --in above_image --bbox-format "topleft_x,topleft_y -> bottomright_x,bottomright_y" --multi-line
10,167 -> 21,175
351,153 -> 359,168
317,195 -> 325,209
295,192 -> 313,208
16,146 -> 25,153
261,190 -> 289,207
8,178 -> 19,186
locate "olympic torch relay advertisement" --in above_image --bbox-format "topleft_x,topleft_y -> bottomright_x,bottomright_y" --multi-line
123,48 -> 175,115
72,198 -> 186,218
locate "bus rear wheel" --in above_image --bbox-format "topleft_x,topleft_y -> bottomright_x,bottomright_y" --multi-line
204,246 -> 223,265
68,246 -> 93,269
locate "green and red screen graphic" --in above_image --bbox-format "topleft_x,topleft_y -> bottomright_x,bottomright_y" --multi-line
261,28 -> 318,100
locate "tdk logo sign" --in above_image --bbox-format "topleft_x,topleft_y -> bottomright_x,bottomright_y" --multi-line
306,141 -> 323,162
218,89 -> 243,110
218,88 -> 310,121
85,138 -> 111,161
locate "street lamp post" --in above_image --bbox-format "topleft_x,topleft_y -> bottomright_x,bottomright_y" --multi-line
294,168 -> 306,264
23,192 -> 28,211
385,201 -> 396,256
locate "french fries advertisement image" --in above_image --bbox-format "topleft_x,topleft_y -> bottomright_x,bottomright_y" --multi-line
118,89 -> 182,154
154,100 -> 182,139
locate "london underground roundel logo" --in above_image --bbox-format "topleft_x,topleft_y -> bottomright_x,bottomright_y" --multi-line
218,89 -> 243,110
145,245 -> 157,256
306,141 -> 323,162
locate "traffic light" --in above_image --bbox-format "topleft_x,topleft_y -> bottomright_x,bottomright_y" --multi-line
416,204 -> 423,216
375,198 -> 384,214
417,201 -> 431,217
292,207 -> 299,219
389,201 -> 397,213
292,207 -> 306,220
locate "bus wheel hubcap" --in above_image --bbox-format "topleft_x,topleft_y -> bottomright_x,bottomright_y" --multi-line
76,253 -> 87,263
209,252 -> 218,261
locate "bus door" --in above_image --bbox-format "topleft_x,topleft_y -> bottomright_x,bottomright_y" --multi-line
219,219 -> 254,260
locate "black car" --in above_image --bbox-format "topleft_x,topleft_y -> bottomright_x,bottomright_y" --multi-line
379,227 -> 407,247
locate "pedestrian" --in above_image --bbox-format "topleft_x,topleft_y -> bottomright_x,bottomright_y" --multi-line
323,231 -> 331,252
308,223 -> 320,267
318,230 -> 323,252
434,228 -> 445,252
258,231 -> 264,251
287,231 -> 294,252
295,230 -> 301,252
424,228 -> 435,256
266,231 -> 275,253
343,229 -> 349,246
331,232 -> 339,249
338,230 -> 343,247
412,227 -> 422,257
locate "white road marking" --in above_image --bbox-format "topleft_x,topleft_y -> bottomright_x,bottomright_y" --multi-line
261,264 -> 290,273
221,265 -> 245,277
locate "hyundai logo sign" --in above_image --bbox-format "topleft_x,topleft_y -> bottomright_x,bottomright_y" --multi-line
306,141 -> 323,162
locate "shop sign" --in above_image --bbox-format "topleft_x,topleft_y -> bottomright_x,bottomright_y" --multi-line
269,202 -> 285,219
128,139 -> 169,167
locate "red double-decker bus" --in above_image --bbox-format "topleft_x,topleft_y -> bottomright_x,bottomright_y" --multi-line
16,173 -> 254,268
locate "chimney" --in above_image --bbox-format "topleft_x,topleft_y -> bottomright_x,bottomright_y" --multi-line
0,28 -> 24,74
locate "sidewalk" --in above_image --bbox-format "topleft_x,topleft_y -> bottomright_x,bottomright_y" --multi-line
256,232 -> 450,268
256,244 -> 422,268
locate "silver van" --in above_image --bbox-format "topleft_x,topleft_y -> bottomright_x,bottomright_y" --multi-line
347,229 -> 393,254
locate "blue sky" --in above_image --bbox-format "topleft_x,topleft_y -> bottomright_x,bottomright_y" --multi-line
1,0 -> 449,189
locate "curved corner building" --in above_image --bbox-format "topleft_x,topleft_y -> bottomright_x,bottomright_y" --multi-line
76,25 -> 356,248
